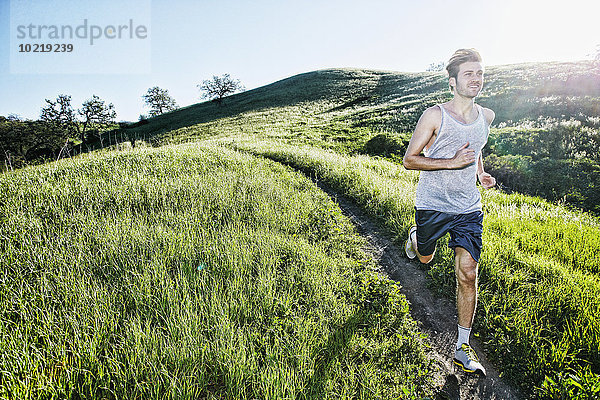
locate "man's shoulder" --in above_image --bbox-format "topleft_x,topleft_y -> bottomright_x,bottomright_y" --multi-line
479,105 -> 495,125
415,106 -> 443,133
423,104 -> 442,116
419,105 -> 442,124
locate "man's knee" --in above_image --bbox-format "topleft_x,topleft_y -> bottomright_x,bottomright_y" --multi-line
455,248 -> 478,286
416,247 -> 435,264
418,253 -> 434,264
457,266 -> 477,286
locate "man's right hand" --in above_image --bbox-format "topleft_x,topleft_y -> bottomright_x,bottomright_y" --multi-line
452,142 -> 476,168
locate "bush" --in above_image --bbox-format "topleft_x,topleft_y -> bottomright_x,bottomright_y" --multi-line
486,154 -> 600,215
360,132 -> 410,160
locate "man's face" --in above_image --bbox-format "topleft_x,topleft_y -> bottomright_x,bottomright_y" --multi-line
450,61 -> 484,98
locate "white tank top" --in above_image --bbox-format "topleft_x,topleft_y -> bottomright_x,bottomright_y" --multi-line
414,104 -> 489,214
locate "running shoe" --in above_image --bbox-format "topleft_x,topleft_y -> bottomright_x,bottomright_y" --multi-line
454,343 -> 486,376
405,226 -> 417,259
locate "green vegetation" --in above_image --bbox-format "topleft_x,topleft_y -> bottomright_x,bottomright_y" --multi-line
223,138 -> 600,398
117,61 -> 600,216
486,117 -> 600,213
1,93 -> 117,169
0,143 -> 433,399
2,60 -> 600,398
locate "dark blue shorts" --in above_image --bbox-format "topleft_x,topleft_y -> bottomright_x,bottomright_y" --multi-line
414,209 -> 483,262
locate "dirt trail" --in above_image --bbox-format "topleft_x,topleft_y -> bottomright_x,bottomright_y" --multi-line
314,180 -> 523,400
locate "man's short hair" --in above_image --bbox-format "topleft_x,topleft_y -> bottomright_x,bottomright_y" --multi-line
446,49 -> 482,91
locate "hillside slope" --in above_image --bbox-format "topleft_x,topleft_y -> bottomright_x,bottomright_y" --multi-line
0,143 -> 435,399
4,60 -> 600,398
110,60 -> 600,397
117,61 -> 600,214
122,60 -> 599,141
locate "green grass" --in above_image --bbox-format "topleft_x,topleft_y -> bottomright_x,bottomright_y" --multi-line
224,137 -> 600,398
108,61 -> 600,216
0,143 -> 434,399
4,60 -> 600,399
118,61 -> 599,147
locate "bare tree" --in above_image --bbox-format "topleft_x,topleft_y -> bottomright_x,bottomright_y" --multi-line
142,86 -> 178,117
198,74 -> 244,105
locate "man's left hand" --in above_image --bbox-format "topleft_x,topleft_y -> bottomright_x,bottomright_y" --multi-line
478,172 -> 496,189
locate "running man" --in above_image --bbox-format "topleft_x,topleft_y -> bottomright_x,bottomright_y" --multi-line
403,48 -> 496,376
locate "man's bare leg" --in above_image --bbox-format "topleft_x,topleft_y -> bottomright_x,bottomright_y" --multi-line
454,246 -> 478,328
453,246 -> 486,374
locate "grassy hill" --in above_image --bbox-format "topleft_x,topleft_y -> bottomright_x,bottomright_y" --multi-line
223,138 -> 600,399
3,60 -> 600,398
115,60 -> 600,397
117,60 -> 600,214
0,144 -> 433,399
122,60 -> 599,140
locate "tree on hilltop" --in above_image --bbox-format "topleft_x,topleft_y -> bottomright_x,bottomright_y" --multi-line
40,94 -> 78,138
79,95 -> 117,146
39,94 -> 79,157
426,61 -> 446,72
142,86 -> 179,117
198,74 -> 245,105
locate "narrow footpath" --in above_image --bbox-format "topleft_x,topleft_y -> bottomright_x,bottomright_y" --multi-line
313,180 -> 523,400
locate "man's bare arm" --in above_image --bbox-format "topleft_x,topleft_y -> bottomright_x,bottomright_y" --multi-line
477,107 -> 496,188
403,107 -> 475,171
476,153 -> 496,189
482,107 -> 495,126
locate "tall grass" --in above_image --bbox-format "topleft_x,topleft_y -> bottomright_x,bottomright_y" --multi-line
226,138 -> 600,398
0,143 -> 433,399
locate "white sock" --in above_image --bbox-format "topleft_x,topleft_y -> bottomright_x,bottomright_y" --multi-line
456,324 -> 471,349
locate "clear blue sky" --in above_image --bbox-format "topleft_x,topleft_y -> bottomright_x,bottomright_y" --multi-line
1,0 -> 598,122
